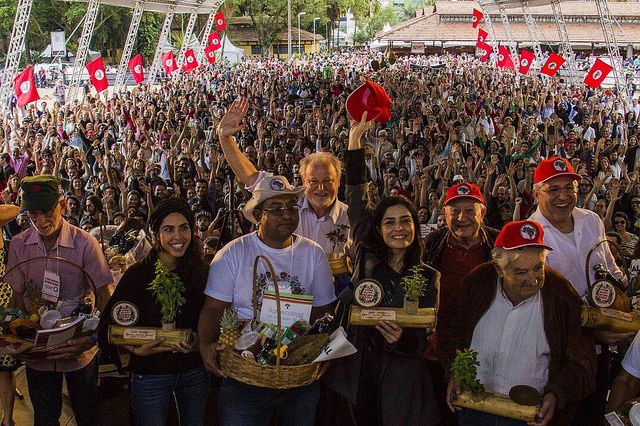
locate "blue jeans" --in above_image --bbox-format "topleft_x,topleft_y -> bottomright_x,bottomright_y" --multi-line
130,366 -> 210,426
218,378 -> 320,426
459,409 -> 528,426
26,357 -> 98,426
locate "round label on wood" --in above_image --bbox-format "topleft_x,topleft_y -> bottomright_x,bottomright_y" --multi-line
354,279 -> 383,307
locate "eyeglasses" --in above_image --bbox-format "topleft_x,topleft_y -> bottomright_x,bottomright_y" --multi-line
541,185 -> 577,197
26,203 -> 59,220
259,205 -> 299,216
614,221 -> 626,225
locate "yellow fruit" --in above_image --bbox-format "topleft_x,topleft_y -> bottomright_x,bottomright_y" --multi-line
29,314 -> 39,322
218,308 -> 240,347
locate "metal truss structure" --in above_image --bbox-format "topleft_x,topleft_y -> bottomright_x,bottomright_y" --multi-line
67,0 -> 101,103
497,5 -> 519,69
521,2 -> 545,69
0,0 -> 34,115
594,0 -> 628,99
549,0 -> 579,85
176,11 -> 199,68
148,4 -> 176,86
480,6 -> 500,66
197,0 -> 224,63
114,0 -> 145,91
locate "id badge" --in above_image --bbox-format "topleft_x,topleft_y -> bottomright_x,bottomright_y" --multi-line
42,270 -> 61,303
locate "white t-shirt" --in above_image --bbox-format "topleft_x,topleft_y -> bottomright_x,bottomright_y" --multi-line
205,232 -> 336,320
622,331 -> 640,379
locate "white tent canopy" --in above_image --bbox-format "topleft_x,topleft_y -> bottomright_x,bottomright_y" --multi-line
220,35 -> 244,64
40,44 -> 101,59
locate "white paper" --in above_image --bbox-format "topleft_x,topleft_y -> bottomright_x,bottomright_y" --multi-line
259,291 -> 313,328
312,326 -> 357,363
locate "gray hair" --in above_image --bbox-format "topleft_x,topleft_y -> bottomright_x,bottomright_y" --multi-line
492,246 -> 548,270
299,152 -> 342,180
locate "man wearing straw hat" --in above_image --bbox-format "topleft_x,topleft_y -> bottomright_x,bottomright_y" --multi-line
6,175 -> 114,426
198,174 -> 336,425
439,220 -> 596,425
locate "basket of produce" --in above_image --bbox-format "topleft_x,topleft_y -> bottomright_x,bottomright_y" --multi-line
218,255 -> 355,389
0,257 -> 100,359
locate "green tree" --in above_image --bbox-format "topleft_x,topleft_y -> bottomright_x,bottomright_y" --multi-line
355,5 -> 399,43
136,13 -> 160,64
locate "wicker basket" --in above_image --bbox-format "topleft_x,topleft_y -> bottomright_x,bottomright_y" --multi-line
218,255 -> 321,389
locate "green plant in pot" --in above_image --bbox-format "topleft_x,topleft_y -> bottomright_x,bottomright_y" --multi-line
148,260 -> 186,331
451,349 -> 486,401
401,265 -> 427,314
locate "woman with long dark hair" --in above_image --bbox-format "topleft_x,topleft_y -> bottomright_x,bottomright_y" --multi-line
98,197 -> 209,426
330,112 -> 440,425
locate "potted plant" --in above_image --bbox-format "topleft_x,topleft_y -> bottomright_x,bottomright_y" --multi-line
147,260 -> 186,331
325,224 -> 351,276
401,265 -> 427,314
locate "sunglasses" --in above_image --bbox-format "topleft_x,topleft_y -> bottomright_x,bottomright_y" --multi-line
614,221 -> 626,225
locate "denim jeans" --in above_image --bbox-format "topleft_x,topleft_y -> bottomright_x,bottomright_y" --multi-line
26,356 -> 99,426
130,365 -> 210,426
459,409 -> 528,426
218,378 -> 321,426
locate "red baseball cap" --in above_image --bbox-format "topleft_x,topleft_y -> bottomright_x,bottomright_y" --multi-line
444,182 -> 485,206
533,157 -> 581,185
495,220 -> 553,251
346,81 -> 392,124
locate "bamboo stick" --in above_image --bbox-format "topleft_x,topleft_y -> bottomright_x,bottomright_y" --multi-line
108,326 -> 193,346
349,306 -> 436,329
581,307 -> 640,333
453,391 -> 539,422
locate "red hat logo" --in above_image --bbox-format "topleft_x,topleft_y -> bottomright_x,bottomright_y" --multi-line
456,184 -> 470,195
520,224 -> 537,240
553,159 -> 567,172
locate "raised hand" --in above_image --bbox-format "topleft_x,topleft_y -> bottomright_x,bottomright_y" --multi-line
217,97 -> 248,139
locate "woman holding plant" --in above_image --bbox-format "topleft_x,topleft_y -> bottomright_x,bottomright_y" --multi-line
98,197 -> 209,426
329,112 -> 440,424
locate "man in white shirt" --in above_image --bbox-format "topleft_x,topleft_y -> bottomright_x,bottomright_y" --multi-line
214,97 -> 351,257
607,331 -> 640,412
198,174 -> 336,425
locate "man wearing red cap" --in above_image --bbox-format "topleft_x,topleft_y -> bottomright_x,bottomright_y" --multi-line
439,221 -> 596,425
423,182 -> 499,424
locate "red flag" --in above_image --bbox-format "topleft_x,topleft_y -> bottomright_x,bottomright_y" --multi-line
128,54 -> 144,84
208,32 -> 221,51
86,56 -> 109,93
476,28 -> 488,48
497,46 -> 514,69
204,45 -> 218,64
472,8 -> 483,28
519,49 -> 535,75
479,43 -> 492,63
182,49 -> 198,72
540,53 -> 565,77
214,12 -> 226,30
584,58 -> 613,89
13,66 -> 40,107
161,51 -> 178,74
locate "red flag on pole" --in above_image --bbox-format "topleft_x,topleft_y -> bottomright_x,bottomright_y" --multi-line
128,54 -> 144,84
208,32 -> 221,51
584,58 -> 613,89
204,45 -> 217,64
497,46 -> 514,69
182,49 -> 199,72
86,56 -> 109,93
479,43 -> 492,63
540,53 -> 565,77
519,49 -> 535,75
161,51 -> 178,74
214,12 -> 226,30
472,8 -> 483,28
476,28 -> 488,47
13,66 -> 40,107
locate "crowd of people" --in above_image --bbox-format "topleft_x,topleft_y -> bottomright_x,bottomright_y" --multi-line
0,49 -> 639,425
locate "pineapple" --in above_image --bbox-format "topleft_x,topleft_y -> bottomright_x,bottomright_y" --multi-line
218,308 -> 240,347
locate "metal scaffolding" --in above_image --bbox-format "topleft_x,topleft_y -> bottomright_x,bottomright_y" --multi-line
550,0 -> 579,85
176,11 -> 199,68
497,5 -> 519,69
594,0 -> 628,99
480,6 -> 500,66
67,0 -> 101,103
114,0 -> 145,91
148,4 -> 176,86
197,0 -> 225,63
0,0 -> 34,115
521,2 -> 545,69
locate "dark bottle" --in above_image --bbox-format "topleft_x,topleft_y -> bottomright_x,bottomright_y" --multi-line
304,313 -> 335,335
72,297 -> 94,319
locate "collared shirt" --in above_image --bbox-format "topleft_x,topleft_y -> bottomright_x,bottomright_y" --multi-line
247,170 -> 351,256
529,207 -> 623,298
470,279 -> 550,396
7,220 -> 113,372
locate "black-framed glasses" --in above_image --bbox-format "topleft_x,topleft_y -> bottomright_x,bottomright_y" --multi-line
259,205 -> 299,216
614,221 -> 626,225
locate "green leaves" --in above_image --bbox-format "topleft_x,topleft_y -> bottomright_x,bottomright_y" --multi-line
401,264 -> 427,302
451,349 -> 486,396
147,260 -> 187,325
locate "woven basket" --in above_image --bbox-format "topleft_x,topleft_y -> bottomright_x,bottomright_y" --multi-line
218,255 -> 321,389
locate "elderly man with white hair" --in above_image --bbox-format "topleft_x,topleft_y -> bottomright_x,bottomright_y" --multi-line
439,220 -> 596,426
